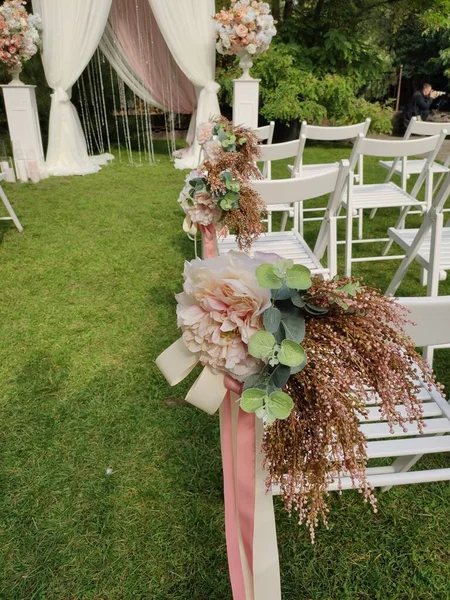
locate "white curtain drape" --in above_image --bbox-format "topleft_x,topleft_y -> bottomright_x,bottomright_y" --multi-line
32,0 -> 114,176
99,23 -> 164,110
149,0 -> 220,170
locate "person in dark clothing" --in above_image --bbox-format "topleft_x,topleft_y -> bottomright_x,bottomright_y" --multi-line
409,83 -> 438,121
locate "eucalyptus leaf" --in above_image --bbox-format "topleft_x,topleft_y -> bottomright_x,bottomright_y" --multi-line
266,391 -> 294,420
273,284 -> 296,300
286,264 -> 312,290
248,330 -> 276,358
255,406 -> 266,419
304,303 -> 329,315
277,339 -> 305,367
281,315 -> 305,343
291,293 -> 306,308
271,364 -> 291,388
263,306 -> 282,333
337,281 -> 362,297
256,264 -> 283,289
290,355 -> 308,375
243,371 -> 268,391
240,388 -> 267,413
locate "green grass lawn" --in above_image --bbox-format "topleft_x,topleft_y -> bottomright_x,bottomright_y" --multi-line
0,141 -> 449,600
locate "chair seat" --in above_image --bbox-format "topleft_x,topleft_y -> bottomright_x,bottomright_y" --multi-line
388,226 -> 450,270
379,159 -> 449,176
342,182 -> 425,211
217,230 -> 328,274
271,378 -> 450,493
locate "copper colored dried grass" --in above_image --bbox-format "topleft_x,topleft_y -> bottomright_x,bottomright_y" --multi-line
262,277 -> 441,541
222,185 -> 266,251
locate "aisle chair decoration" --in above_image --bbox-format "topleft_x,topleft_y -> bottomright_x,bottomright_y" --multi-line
161,119 -> 445,600
178,117 -> 266,252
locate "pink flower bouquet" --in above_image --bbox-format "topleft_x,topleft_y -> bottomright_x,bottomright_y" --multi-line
214,0 -> 276,57
0,0 -> 41,69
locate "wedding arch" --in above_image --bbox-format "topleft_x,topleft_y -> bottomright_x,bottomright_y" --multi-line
31,0 -> 220,175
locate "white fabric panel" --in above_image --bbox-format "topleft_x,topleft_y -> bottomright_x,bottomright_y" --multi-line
99,23 -> 164,110
149,0 -> 220,169
32,0 -> 114,176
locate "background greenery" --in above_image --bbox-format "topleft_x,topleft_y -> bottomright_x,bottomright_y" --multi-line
0,142 -> 449,599
3,0 -> 450,145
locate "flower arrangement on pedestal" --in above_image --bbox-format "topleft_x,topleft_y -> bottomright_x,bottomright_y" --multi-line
178,117 -> 266,251
214,0 -> 276,78
214,0 -> 276,57
174,250 -> 441,538
0,0 -> 41,83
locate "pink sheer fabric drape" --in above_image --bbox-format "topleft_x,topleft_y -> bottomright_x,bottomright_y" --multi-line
109,0 -> 197,114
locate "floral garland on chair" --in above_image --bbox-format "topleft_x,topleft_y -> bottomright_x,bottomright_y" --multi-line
174,251 -> 442,539
178,117 -> 266,251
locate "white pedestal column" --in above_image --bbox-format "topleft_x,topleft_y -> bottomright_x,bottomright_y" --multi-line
233,77 -> 260,130
0,84 -> 46,181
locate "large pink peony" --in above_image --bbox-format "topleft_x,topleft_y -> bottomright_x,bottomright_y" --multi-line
176,252 -> 275,379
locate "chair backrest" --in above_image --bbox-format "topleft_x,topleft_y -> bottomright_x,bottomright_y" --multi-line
349,131 -> 447,197
386,169 -> 450,297
250,163 -> 343,206
294,119 -> 371,176
300,119 -> 371,142
400,296 -> 450,347
407,117 -> 450,138
255,122 -> 275,144
258,138 -> 301,163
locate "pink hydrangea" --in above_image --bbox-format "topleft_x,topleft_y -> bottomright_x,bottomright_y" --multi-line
178,175 -> 222,227
197,122 -> 214,145
203,140 -> 223,162
176,252 -> 274,379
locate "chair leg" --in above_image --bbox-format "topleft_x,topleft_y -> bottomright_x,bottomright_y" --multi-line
381,454 -> 423,492
0,186 -> 23,232
369,208 -> 377,220
382,206 -> 410,256
299,202 -> 304,237
267,211 -> 272,234
345,208 -> 353,277
420,268 -> 428,286
280,211 -> 289,232
358,209 -> 364,240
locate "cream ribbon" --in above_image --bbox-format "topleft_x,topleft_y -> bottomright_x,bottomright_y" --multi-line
156,337 -> 225,414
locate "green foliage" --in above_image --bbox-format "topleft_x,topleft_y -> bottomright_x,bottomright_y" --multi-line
216,42 -> 393,132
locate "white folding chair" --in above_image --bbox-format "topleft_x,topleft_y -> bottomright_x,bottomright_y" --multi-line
270,295 -> 450,499
217,161 -> 350,279
268,295 -> 450,595
0,173 -> 22,232
380,117 -> 450,190
287,120 -> 371,236
254,121 -> 275,180
386,169 -> 450,297
341,132 -> 447,276
370,117 -> 450,221
257,139 -> 303,233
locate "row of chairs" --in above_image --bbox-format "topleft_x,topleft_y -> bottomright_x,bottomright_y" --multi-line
214,125 -> 450,500
250,118 -> 450,279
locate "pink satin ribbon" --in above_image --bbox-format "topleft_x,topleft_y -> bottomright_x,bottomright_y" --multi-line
204,228 -> 257,600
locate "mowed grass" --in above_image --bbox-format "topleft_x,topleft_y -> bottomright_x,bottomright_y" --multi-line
0,141 -> 449,600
